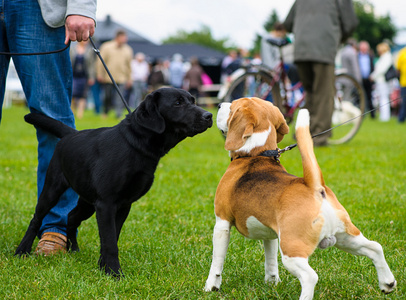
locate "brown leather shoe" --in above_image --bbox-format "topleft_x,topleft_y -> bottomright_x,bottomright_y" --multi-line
35,232 -> 67,256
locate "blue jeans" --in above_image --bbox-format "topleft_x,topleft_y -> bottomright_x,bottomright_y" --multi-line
91,81 -> 102,114
0,0 -> 78,236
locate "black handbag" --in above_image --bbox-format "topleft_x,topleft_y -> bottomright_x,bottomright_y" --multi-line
385,65 -> 399,81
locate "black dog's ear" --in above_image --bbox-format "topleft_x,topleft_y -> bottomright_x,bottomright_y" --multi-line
135,91 -> 165,133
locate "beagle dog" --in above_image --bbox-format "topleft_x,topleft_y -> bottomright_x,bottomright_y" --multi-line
205,98 -> 396,299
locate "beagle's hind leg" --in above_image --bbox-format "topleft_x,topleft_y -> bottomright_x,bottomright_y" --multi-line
281,252 -> 318,300
279,234 -> 319,300
335,231 -> 396,294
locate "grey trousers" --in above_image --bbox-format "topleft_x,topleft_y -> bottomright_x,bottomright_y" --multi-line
296,62 -> 335,145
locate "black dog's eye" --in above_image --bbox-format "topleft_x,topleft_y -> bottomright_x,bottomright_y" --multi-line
174,98 -> 183,106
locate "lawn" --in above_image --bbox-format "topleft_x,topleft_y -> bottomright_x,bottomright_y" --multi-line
0,105 -> 405,299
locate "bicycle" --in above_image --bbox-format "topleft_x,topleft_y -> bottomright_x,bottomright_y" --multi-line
219,37 -> 366,145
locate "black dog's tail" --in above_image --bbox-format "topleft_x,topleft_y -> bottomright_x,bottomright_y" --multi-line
24,113 -> 77,138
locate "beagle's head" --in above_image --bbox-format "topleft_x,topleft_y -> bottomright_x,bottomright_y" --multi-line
217,97 -> 289,158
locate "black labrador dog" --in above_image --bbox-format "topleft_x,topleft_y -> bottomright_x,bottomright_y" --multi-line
15,88 -> 212,276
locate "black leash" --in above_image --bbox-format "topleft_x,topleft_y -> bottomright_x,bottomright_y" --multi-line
279,96 -> 403,155
0,37 -> 132,114
0,43 -> 71,56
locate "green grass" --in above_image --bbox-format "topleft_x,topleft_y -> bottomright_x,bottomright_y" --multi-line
0,105 -> 405,299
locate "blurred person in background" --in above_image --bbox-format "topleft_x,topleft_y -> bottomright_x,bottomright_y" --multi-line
97,30 -> 133,118
183,56 -> 203,101
340,38 -> 362,106
358,40 -> 375,118
261,22 -> 298,106
370,42 -> 393,122
70,40 -> 96,119
148,59 -> 166,91
341,38 -> 362,83
169,53 -> 185,89
130,52 -> 149,108
284,0 -> 358,146
396,45 -> 406,123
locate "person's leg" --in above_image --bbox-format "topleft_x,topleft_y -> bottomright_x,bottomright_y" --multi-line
300,62 -> 335,145
0,7 -> 11,119
376,82 -> 391,122
91,81 -> 101,114
77,98 -> 87,119
102,83 -> 113,116
296,61 -> 314,98
71,98 -> 77,116
5,0 -> 78,239
133,80 -> 143,108
296,62 -> 316,136
398,87 -> 406,123
363,78 -> 375,118
124,85 -> 133,108
113,83 -> 126,118
72,77 -> 87,119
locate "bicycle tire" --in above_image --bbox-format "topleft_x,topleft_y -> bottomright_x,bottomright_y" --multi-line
329,73 -> 366,144
223,69 -> 275,103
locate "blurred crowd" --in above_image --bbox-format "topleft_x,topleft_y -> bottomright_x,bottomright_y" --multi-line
68,28 -> 405,123
220,31 -> 405,124
69,30 -> 212,119
336,38 -> 404,123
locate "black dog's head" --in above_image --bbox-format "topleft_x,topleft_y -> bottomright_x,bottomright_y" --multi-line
135,88 -> 213,137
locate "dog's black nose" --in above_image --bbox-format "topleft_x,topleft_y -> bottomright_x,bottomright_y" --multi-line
203,111 -> 213,121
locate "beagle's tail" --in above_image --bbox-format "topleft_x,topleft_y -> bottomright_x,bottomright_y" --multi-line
295,109 -> 325,191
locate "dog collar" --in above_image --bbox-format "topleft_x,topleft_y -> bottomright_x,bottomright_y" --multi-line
260,150 -> 281,162
260,150 -> 280,158
231,149 -> 280,162
231,144 -> 298,162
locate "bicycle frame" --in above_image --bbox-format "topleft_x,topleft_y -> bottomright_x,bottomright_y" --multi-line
247,61 -> 305,122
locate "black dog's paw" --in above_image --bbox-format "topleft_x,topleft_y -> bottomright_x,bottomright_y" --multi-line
105,267 -> 124,279
15,245 -> 31,257
67,243 -> 80,253
14,231 -> 37,256
98,256 -> 123,278
67,239 -> 80,252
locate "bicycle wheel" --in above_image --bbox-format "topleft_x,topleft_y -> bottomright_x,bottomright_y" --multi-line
329,73 -> 366,144
223,70 -> 275,103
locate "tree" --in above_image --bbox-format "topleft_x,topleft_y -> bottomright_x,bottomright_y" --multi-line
162,25 -> 234,53
263,10 -> 280,33
353,0 -> 397,51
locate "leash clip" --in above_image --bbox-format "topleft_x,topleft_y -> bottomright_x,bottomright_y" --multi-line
276,143 -> 298,161
274,148 -> 281,163
278,145 -> 293,155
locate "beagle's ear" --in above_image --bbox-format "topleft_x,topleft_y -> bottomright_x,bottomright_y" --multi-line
274,106 -> 289,143
276,120 -> 289,143
224,108 -> 254,151
135,91 -> 165,133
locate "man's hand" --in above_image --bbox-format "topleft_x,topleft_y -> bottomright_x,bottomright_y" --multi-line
65,15 -> 95,44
